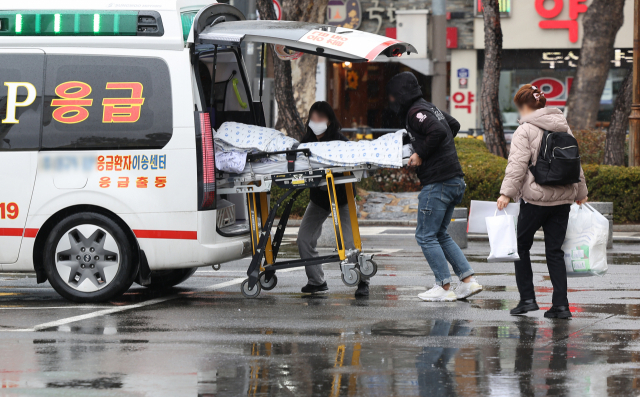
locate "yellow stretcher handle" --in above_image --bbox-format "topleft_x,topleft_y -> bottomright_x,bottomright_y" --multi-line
232,78 -> 248,109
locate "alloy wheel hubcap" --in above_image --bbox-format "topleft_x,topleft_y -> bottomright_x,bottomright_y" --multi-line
55,225 -> 120,293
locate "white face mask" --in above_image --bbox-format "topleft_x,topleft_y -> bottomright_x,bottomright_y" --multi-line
309,121 -> 328,136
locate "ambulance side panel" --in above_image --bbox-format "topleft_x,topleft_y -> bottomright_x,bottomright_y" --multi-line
3,47 -> 244,272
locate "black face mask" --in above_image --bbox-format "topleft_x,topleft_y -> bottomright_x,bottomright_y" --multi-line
389,100 -> 402,115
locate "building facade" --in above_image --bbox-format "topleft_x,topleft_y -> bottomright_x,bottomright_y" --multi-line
451,0 -> 635,131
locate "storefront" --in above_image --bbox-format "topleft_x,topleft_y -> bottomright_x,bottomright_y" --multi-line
451,0 -> 635,131
320,0 -> 474,130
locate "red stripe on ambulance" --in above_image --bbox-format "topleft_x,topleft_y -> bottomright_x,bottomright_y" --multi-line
365,40 -> 401,61
133,230 -> 198,240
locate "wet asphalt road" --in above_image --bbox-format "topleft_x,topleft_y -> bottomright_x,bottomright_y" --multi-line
1,227 -> 640,396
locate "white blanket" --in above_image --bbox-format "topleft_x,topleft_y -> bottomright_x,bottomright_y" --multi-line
214,122 -> 405,169
300,131 -> 404,168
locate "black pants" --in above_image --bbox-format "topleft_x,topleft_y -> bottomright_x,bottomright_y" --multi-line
515,200 -> 571,307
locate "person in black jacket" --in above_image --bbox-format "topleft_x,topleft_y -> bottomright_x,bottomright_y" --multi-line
297,101 -> 369,296
386,72 -> 482,302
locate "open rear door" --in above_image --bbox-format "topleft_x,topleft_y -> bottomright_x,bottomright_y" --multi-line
196,20 -> 417,62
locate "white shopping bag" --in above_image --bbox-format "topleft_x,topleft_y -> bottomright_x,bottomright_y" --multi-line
485,209 -> 520,262
469,200 -> 520,234
562,204 -> 609,277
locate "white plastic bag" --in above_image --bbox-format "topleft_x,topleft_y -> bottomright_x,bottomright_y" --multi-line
469,200 -> 520,234
486,209 -> 520,262
562,203 -> 609,277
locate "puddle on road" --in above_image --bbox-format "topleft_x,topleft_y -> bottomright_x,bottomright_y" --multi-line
5,319 -> 640,396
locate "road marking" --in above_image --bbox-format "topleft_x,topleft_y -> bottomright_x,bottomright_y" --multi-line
7,268 -> 301,333
0,306 -> 106,310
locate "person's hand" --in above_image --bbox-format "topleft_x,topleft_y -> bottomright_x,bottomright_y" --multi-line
408,153 -> 422,167
576,196 -> 588,206
497,195 -> 511,211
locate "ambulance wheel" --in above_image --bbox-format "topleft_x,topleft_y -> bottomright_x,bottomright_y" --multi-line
341,267 -> 361,287
360,259 -> 378,278
141,268 -> 198,290
241,279 -> 261,298
43,212 -> 137,303
259,272 -> 278,291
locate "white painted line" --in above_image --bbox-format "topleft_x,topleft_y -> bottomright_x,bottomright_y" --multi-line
0,306 -> 106,310
6,268 -> 302,333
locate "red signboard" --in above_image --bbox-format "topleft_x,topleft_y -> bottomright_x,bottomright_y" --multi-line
447,27 -> 458,49
535,0 -> 588,43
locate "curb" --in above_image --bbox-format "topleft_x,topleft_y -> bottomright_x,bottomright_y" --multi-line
282,219 -> 640,232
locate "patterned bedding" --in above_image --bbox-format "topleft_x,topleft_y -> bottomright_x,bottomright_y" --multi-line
214,122 -> 406,172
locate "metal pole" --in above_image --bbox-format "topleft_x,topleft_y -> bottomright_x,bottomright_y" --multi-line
431,0 -> 448,111
244,0 -> 258,95
630,0 -> 640,167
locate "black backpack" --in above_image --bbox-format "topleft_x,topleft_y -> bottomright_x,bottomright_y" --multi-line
529,130 -> 581,186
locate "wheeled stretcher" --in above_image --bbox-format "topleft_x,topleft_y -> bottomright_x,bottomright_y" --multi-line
217,147 -> 409,298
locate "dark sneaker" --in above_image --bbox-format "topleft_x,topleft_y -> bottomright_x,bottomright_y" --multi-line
355,282 -> 369,297
301,282 -> 328,294
544,306 -> 572,319
510,299 -> 540,315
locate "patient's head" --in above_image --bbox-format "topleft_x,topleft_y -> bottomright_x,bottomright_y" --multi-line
307,101 -> 341,140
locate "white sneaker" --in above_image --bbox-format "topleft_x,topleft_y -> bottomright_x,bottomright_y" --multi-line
418,285 -> 457,302
454,277 -> 483,300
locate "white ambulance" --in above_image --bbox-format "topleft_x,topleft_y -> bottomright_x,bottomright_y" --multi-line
0,1 -> 415,302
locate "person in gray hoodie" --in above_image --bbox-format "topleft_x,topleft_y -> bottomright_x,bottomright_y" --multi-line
497,84 -> 588,319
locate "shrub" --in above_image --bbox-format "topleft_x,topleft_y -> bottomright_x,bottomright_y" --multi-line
270,137 -> 640,223
573,129 -> 606,165
269,184 -> 310,218
582,165 -> 640,223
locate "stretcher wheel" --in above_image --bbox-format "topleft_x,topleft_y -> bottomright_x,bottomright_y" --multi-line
259,272 -> 278,290
341,267 -> 361,287
241,279 -> 261,298
360,259 -> 378,278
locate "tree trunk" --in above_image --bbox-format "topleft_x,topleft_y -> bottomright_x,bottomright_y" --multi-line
256,0 -> 328,140
565,0 -> 626,130
291,51 -> 320,122
604,70 -> 633,165
290,0 -> 328,121
481,0 -> 508,158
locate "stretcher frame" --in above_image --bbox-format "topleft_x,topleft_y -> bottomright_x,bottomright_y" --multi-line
217,148 -> 383,298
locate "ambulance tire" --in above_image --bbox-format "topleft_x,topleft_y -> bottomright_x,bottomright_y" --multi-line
141,268 -> 198,290
43,212 -> 138,303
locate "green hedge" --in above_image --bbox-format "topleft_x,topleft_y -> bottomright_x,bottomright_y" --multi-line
583,165 -> 640,223
271,137 -> 640,223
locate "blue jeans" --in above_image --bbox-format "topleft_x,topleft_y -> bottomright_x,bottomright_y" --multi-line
415,177 -> 474,286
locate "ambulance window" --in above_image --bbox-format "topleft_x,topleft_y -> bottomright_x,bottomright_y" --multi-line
0,53 -> 44,151
42,55 -> 172,150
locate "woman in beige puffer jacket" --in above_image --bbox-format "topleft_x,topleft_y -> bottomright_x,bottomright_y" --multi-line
497,84 -> 588,320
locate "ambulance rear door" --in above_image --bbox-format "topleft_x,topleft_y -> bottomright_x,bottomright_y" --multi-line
0,49 -> 43,263
195,20 -> 417,62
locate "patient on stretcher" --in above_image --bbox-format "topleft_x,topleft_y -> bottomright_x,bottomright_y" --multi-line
214,122 -> 413,174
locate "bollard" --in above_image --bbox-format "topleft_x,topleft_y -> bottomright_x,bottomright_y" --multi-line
447,208 -> 468,249
586,202 -> 613,249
